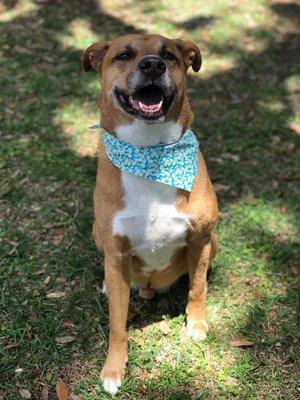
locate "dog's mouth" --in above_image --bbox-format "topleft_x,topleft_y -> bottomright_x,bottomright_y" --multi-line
115,85 -> 174,120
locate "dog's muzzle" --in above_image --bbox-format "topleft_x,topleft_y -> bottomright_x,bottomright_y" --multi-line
114,57 -> 176,121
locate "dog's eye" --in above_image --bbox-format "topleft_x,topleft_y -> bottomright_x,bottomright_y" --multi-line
163,51 -> 176,61
116,52 -> 133,61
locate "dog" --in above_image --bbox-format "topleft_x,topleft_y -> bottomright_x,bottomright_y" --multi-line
83,34 -> 218,395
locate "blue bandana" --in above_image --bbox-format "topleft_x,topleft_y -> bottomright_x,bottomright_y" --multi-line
103,128 -> 199,191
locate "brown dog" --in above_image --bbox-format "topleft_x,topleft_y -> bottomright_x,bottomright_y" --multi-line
83,34 -> 218,395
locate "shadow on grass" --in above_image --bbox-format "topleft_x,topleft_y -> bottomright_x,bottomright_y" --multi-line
0,0 -> 299,399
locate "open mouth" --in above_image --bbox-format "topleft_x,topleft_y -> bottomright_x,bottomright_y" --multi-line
115,85 -> 174,120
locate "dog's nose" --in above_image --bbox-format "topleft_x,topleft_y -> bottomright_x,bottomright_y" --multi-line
138,56 -> 166,79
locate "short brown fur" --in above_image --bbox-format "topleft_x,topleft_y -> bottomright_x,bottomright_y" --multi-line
84,34 -> 218,390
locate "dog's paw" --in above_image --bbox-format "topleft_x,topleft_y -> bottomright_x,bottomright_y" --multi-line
99,280 -> 107,296
101,361 -> 125,395
186,318 -> 209,342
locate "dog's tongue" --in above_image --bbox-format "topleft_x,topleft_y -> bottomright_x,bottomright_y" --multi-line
129,86 -> 163,115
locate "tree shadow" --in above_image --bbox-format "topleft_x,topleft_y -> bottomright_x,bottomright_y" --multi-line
1,0 -> 299,399
174,15 -> 216,30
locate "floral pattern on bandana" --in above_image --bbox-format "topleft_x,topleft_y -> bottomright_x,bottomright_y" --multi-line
103,128 -> 199,191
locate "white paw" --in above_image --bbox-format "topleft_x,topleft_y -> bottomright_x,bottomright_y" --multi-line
186,319 -> 209,342
102,377 -> 122,395
99,281 -> 107,296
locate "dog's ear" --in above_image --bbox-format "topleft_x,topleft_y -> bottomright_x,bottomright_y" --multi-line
83,42 -> 109,72
173,39 -> 201,72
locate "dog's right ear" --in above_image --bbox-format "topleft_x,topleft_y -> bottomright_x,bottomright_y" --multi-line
83,42 -> 109,72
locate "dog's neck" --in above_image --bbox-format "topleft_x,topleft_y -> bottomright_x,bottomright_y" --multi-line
99,93 -> 194,147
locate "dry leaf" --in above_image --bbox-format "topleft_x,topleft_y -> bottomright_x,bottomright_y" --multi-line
283,142 -> 296,156
133,337 -> 145,347
43,276 -> 51,285
230,338 -> 254,347
70,394 -> 82,400
221,152 -> 240,162
55,335 -> 76,344
28,312 -> 37,321
127,310 -> 137,321
213,183 -> 231,193
219,211 -> 232,219
279,202 -> 286,214
291,263 -> 300,276
56,381 -> 69,400
61,318 -> 76,328
46,291 -> 66,299
52,227 -> 67,246
41,384 -> 49,400
209,156 -> 224,164
244,197 -> 258,205
56,277 -> 67,283
34,268 -> 45,275
19,389 -> 31,399
4,341 -> 19,349
158,320 -> 170,335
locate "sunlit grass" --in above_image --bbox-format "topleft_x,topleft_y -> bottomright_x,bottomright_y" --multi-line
0,0 -> 299,399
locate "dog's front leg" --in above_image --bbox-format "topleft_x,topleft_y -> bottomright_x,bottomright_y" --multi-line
101,253 -> 130,395
186,237 -> 212,342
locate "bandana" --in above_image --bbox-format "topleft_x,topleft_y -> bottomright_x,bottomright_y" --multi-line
103,128 -> 199,191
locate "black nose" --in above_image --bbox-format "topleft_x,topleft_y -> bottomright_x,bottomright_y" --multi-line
138,56 -> 166,79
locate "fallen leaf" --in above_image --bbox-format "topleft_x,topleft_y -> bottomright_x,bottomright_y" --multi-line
209,156 -> 224,165
127,310 -> 137,321
56,381 -> 69,400
52,227 -> 67,246
228,272 -> 239,282
219,211 -> 232,218
282,142 -> 296,156
19,389 -> 31,399
55,335 -> 76,344
46,291 -> 66,299
269,309 -> 277,318
213,183 -> 231,192
221,152 -> 240,162
158,320 -> 170,335
43,276 -> 51,285
34,268 -> 45,275
70,394 -> 82,400
291,263 -> 300,276
133,337 -> 145,347
244,197 -> 258,205
61,318 -> 76,328
55,277 -> 67,283
28,312 -> 37,321
27,325 -> 33,340
41,384 -> 49,400
279,202 -> 286,214
230,338 -> 254,348
4,341 -> 19,349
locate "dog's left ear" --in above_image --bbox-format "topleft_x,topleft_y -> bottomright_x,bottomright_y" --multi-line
173,39 -> 201,72
83,42 -> 109,72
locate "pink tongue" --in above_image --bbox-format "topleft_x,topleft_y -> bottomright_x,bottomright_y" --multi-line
129,96 -> 162,114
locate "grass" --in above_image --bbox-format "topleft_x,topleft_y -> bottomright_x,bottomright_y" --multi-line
0,0 -> 299,399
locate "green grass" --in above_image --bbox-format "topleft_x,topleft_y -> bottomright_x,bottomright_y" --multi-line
0,0 -> 299,399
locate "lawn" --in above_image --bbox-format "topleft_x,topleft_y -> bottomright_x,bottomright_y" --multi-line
0,0 -> 299,399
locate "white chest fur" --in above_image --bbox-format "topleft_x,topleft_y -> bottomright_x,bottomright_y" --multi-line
112,121 -> 191,271
113,173 -> 190,270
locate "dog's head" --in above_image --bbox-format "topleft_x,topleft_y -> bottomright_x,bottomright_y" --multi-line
83,34 -> 201,124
